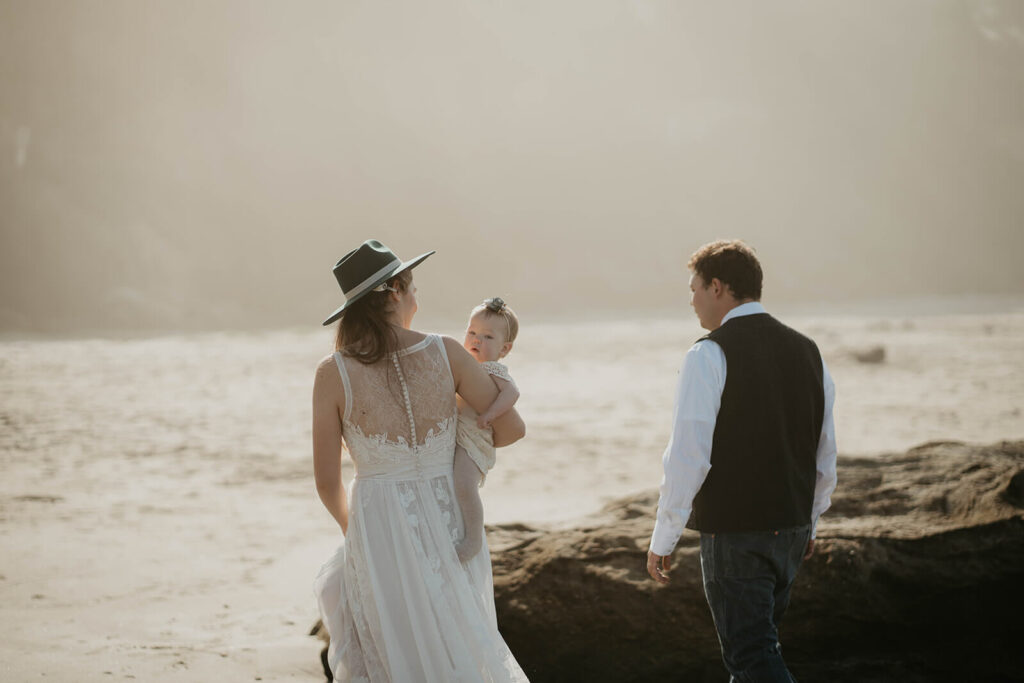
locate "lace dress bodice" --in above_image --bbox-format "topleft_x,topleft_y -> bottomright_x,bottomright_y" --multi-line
334,335 -> 457,480
316,333 -> 527,682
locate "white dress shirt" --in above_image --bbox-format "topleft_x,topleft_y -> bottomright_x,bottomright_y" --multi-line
649,302 -> 838,557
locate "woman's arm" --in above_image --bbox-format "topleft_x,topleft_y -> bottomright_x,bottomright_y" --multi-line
477,375 -> 520,429
443,337 -> 526,447
312,355 -> 349,534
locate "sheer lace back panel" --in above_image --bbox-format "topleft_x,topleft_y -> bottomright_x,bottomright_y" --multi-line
334,335 -> 457,478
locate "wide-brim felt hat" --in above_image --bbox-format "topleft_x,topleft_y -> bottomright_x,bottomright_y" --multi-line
322,239 -> 434,326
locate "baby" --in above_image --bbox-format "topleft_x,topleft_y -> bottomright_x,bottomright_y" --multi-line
453,297 -> 520,562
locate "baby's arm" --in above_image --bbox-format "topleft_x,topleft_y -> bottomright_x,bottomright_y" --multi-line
477,375 -> 520,429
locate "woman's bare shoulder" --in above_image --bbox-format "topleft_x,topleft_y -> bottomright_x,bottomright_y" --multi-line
439,335 -> 472,363
438,334 -> 461,349
314,353 -> 341,385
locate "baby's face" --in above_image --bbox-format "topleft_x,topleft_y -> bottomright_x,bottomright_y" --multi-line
463,312 -> 511,363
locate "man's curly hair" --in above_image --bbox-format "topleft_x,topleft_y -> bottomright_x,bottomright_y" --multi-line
687,240 -> 762,301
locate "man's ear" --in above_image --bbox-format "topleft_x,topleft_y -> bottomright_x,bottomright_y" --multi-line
499,342 -> 513,359
709,278 -> 736,300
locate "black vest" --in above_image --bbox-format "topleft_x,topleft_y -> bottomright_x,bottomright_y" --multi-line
686,313 -> 824,533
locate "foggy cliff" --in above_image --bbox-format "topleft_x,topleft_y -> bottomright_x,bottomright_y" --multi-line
2,0 -> 1022,334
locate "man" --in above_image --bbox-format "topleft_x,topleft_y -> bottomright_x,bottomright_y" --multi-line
647,240 -> 837,682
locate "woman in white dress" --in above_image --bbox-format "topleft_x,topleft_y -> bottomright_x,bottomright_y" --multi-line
312,240 -> 529,682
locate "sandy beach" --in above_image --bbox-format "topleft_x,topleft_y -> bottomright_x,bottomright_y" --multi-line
4,1 -> 1022,678
2,307 -> 1023,681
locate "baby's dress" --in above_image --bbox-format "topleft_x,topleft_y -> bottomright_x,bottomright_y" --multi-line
456,361 -> 513,485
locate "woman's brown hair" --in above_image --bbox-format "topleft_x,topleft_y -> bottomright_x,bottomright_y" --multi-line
333,270 -> 413,364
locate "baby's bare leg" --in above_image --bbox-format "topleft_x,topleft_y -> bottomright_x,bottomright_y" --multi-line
453,445 -> 484,562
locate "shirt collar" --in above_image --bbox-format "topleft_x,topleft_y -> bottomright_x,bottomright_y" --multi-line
720,301 -> 766,326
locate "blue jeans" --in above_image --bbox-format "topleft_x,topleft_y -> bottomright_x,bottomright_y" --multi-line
699,524 -> 811,682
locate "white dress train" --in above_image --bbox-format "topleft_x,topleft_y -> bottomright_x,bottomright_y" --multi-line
314,334 -> 528,682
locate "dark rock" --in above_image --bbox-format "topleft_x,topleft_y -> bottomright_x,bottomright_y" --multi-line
491,441 -> 1024,682
1003,469 -> 1024,507
850,345 -> 886,363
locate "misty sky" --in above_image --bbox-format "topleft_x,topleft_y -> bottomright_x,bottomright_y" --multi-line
2,0 -> 1022,334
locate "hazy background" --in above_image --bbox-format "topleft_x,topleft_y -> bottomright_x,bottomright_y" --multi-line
2,0 -> 1022,335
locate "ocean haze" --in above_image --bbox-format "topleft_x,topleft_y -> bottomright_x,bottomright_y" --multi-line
2,0 -> 1022,335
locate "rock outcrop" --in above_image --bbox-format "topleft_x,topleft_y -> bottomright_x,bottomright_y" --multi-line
489,440 -> 1024,682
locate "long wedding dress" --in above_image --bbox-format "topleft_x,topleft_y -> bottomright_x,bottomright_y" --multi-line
314,334 -> 528,682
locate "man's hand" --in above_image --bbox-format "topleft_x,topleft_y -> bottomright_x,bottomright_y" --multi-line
647,551 -> 671,585
803,538 -> 815,560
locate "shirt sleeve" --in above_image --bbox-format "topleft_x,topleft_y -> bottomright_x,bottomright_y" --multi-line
810,357 -> 838,539
649,340 -> 725,557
